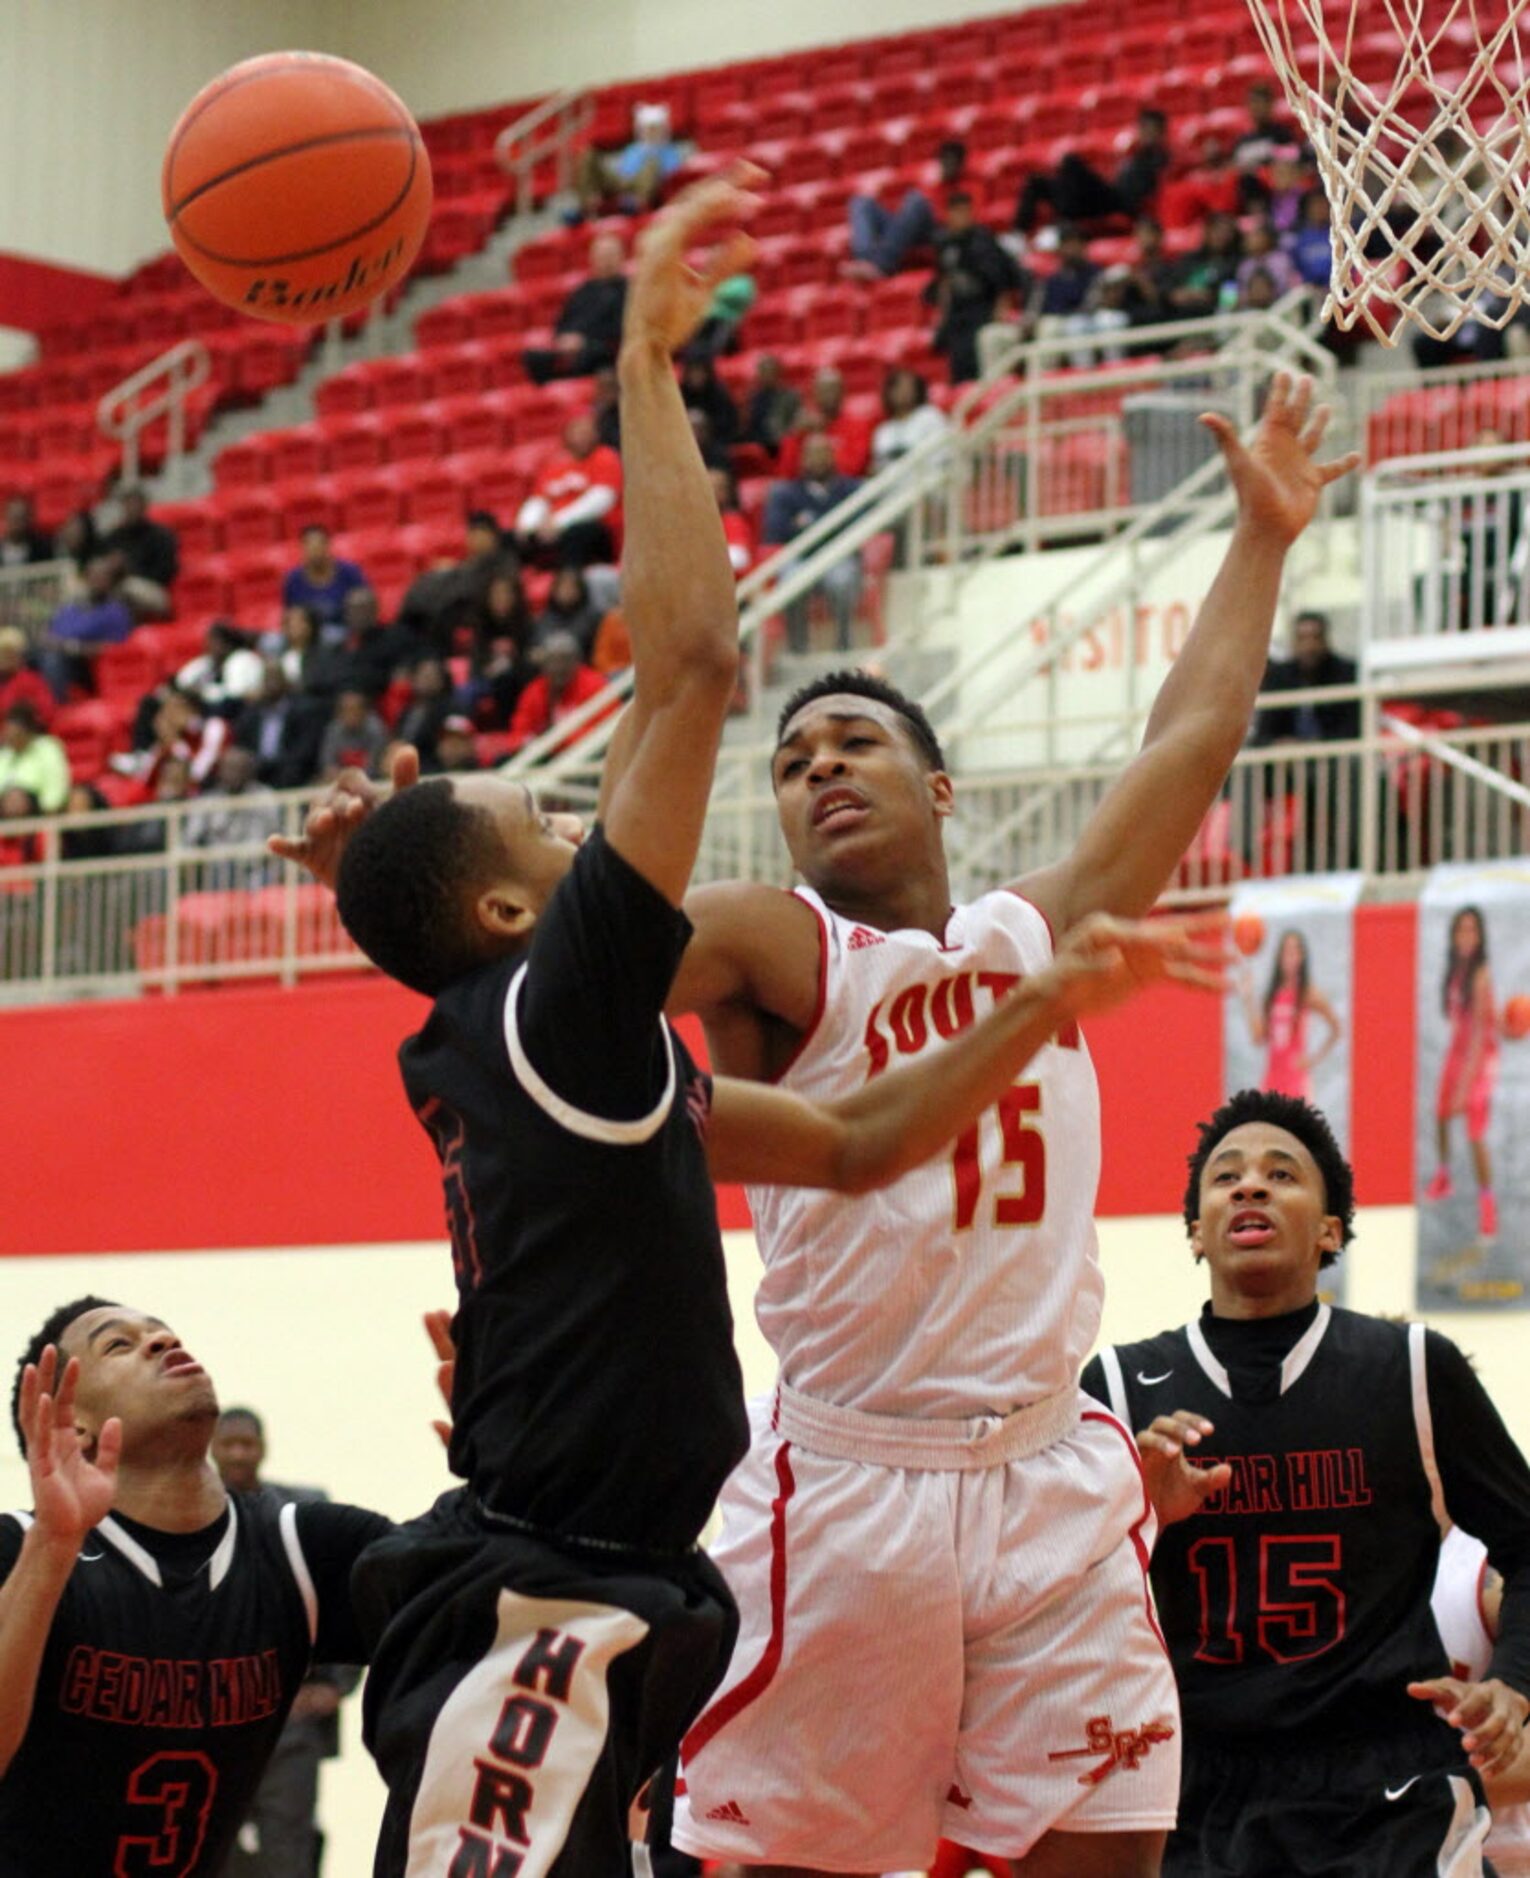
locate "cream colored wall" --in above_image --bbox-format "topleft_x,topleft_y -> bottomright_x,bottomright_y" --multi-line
1,1210 -> 1525,1874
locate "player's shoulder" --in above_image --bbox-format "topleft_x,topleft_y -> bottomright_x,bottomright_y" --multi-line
1108,1324 -> 1193,1373
1325,1305 -> 1413,1357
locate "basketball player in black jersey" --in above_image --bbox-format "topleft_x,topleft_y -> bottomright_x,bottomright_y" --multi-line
1083,1090 -> 1530,1876
297,169 -> 1227,1878
0,1302 -> 392,1877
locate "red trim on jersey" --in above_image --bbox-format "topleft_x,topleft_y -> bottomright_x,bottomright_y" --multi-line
768,896 -> 830,1085
681,1441 -> 796,1761
1083,1408 -> 1170,1657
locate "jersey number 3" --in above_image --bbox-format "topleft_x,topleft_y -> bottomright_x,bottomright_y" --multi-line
951,1083 -> 1045,1230
114,1751 -> 218,1878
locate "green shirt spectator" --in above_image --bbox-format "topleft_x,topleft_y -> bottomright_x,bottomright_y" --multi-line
0,702 -> 70,812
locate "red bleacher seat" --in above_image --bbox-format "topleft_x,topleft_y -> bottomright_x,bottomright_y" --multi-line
389,412 -> 448,462
402,465 -> 473,527
214,436 -> 277,488
274,480 -> 341,539
334,471 -> 407,536
219,490 -> 284,552
427,391 -> 515,455
170,562 -> 234,623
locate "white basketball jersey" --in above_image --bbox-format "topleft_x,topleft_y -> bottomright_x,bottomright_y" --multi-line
1431,1526 -> 1530,1873
748,886 -> 1104,1417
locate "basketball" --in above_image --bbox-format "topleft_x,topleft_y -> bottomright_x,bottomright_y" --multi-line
1504,994 -> 1530,1040
1234,912 -> 1265,957
162,51 -> 433,325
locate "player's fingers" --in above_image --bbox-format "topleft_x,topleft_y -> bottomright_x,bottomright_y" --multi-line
1286,372 -> 1314,429
1318,449 -> 1363,486
17,1362 -> 37,1440
1198,411 -> 1243,459
1166,961 -> 1231,994
1194,1463 -> 1233,1498
53,1357 -> 79,1425
432,1419 -> 452,1449
267,834 -> 306,860
1138,1427 -> 1185,1458
94,1418 -> 123,1480
1298,404 -> 1331,454
423,1309 -> 455,1361
390,744 -> 422,793
1264,369 -> 1292,419
1450,1684 -> 1497,1729
1407,1677 -> 1464,1706
699,228 -> 759,294
33,1393 -> 57,1476
1169,1411 -> 1216,1436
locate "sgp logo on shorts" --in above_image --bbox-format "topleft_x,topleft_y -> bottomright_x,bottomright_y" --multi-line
1047,1714 -> 1176,1787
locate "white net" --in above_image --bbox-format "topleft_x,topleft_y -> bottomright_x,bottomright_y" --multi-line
1243,0 -> 1530,342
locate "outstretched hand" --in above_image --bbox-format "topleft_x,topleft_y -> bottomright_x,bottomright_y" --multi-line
624,161 -> 766,356
267,744 -> 421,889
1051,912 -> 1230,1018
1136,1410 -> 1232,1530
1408,1674 -> 1528,1781
424,1310 -> 455,1451
18,1346 -> 120,1551
1200,371 -> 1361,547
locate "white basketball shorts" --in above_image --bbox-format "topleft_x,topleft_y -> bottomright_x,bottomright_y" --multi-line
673,1384 -> 1181,1872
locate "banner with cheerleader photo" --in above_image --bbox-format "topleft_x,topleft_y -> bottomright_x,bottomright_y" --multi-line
1223,875 -> 1363,1304
1416,862 -> 1530,1311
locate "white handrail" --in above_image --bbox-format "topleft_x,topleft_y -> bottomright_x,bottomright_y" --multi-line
97,339 -> 211,491
1382,711 -> 1530,810
494,89 -> 595,218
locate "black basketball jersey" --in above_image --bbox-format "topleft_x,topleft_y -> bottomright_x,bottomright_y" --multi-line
1084,1306 -> 1475,1747
0,1492 -> 388,1876
399,826 -> 749,1553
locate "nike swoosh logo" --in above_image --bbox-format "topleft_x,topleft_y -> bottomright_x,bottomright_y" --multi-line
1385,1777 -> 1421,1801
78,1551 -> 104,1563
1137,1370 -> 1174,1386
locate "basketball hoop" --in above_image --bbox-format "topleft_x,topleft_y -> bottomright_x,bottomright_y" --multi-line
1243,0 -> 1530,343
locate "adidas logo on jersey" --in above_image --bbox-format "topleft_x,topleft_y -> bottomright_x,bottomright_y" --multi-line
705,1799 -> 751,1825
846,925 -> 885,949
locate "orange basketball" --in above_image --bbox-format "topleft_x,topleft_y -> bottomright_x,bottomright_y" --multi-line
163,51 -> 433,325
1504,994 -> 1530,1040
1233,912 -> 1265,958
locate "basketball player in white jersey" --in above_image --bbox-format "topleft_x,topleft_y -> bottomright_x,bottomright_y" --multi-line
280,370 -> 1356,1876
1434,1526 -> 1530,1874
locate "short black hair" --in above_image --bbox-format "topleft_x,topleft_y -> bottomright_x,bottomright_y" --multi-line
946,190 -> 974,209
4,701 -> 40,734
466,510 -> 501,536
300,522 -> 330,539
336,779 -> 512,996
776,669 -> 947,771
216,1405 -> 264,1438
12,1296 -> 118,1453
1293,608 -> 1331,634
1183,1089 -> 1356,1265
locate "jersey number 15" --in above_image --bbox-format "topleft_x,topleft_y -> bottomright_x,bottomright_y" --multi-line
951,1083 -> 1045,1231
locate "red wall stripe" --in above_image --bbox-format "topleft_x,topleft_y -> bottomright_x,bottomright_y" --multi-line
0,252 -> 117,333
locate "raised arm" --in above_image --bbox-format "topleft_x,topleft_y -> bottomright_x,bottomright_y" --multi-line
1015,372 -> 1360,934
0,1349 -> 121,1778
592,165 -> 762,905
705,914 -> 1225,1188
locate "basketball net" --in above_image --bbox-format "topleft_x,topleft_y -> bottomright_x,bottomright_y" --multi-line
1243,0 -> 1530,342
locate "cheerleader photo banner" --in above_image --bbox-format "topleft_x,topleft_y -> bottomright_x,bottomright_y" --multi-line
1416,862 -> 1530,1312
1224,874 -> 1363,1303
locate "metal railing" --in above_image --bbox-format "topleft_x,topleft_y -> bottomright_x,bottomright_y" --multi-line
3,681 -> 1525,1003
1361,440 -> 1530,670
97,339 -> 211,493
1356,352 -> 1530,465
494,89 -> 595,218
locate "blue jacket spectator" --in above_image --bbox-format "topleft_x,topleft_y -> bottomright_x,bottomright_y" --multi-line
39,558 -> 134,699
281,525 -> 368,628
762,436 -> 864,654
1287,190 -> 1333,289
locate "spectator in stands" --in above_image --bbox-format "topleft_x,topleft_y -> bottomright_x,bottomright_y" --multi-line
433,715 -> 482,776
1287,188 -> 1334,289
680,356 -> 740,451
101,486 -> 179,619
393,656 -> 457,765
845,139 -> 968,281
1058,266 -> 1137,365
318,689 -> 388,779
928,193 -> 1029,382
1253,609 -> 1360,744
1239,268 -> 1280,314
684,268 -> 757,359
575,102 -> 686,221
507,630 -> 612,755
762,432 -> 864,653
1237,215 -> 1298,299
532,564 -> 604,657
711,465 -> 756,575
1267,149 -> 1313,234
743,355 -> 801,459
1233,81 -> 1298,191
515,414 -> 623,567
522,233 -> 628,384
0,786 -> 41,867
0,702 -> 69,813
281,524 -> 367,628
685,407 -> 732,472
182,746 -> 281,888
779,367 -> 873,478
337,584 -> 427,698
1156,133 -> 1242,233
1,495 -> 52,567
591,365 -> 622,452
38,556 -> 134,700
395,512 -> 509,651
870,368 -> 950,473
51,510 -> 100,596
1034,224 -> 1101,321
120,688 -> 229,794
1015,108 -> 1173,235
270,603 -> 328,693
176,622 -> 265,716
0,626 -> 55,727
234,659 -> 326,789
1169,212 -> 1244,316
1121,216 -> 1180,327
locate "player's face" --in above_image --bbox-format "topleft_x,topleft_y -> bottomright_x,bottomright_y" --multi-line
451,775 -> 584,926
58,1306 -> 218,1456
771,697 -> 952,900
1192,1123 -> 1342,1307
